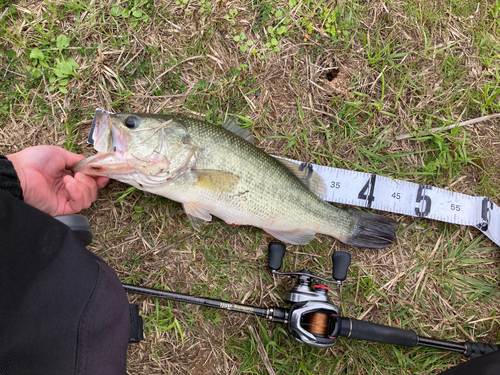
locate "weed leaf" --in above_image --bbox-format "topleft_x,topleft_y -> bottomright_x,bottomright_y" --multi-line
110,6 -> 122,16
29,49 -> 45,61
56,35 -> 70,51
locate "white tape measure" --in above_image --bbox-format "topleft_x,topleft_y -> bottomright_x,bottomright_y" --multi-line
87,109 -> 500,247
277,157 -> 500,247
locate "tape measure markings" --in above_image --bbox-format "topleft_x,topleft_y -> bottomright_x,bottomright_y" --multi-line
276,157 -> 500,247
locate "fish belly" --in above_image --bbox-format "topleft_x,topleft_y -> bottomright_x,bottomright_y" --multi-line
149,174 -> 353,245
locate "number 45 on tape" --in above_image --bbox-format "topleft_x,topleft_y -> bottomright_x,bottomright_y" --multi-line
276,157 -> 499,247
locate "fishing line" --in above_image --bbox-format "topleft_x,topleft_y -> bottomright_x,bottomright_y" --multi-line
306,312 -> 329,335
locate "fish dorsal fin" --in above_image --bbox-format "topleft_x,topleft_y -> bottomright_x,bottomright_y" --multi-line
193,169 -> 240,193
277,159 -> 327,198
223,117 -> 255,144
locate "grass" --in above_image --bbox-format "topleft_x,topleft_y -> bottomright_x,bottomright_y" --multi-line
1,0 -> 500,374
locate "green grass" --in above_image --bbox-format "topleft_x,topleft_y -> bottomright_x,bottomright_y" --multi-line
1,0 -> 500,374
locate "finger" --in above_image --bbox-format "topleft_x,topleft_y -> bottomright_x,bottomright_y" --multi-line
64,175 -> 93,213
95,176 -> 110,189
75,172 -> 98,203
71,181 -> 92,211
58,148 -> 86,169
64,178 -> 85,214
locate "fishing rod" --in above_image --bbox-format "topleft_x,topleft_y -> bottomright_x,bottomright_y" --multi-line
123,242 -> 499,358
52,214 -> 497,357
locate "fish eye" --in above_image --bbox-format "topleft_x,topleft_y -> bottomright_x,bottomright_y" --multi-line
124,116 -> 138,129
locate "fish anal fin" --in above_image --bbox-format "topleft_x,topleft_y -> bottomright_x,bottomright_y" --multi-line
263,228 -> 316,245
223,117 -> 255,145
194,170 -> 239,193
277,159 -> 327,198
183,202 -> 212,231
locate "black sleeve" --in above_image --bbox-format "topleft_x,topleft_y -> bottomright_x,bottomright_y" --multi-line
0,155 -> 23,199
438,350 -> 500,375
0,190 -> 130,375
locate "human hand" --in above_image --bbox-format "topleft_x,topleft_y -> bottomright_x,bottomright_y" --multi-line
7,146 -> 109,216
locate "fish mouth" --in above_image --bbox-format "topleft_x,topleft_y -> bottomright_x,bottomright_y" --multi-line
72,152 -> 131,176
72,112 -> 131,176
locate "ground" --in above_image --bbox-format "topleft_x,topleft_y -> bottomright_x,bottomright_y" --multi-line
1,0 -> 499,374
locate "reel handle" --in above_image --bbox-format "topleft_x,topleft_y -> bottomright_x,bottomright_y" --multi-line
268,242 -> 286,271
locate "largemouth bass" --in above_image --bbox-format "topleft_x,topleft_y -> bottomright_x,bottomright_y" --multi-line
73,112 -> 398,248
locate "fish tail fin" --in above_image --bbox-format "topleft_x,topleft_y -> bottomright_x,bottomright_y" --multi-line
342,209 -> 398,249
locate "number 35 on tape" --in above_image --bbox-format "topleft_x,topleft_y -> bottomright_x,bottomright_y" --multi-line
276,157 -> 500,247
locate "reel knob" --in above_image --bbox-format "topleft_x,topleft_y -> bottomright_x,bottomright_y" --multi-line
332,251 -> 351,282
268,242 -> 286,271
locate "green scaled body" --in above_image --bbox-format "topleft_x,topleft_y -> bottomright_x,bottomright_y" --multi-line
73,112 -> 398,248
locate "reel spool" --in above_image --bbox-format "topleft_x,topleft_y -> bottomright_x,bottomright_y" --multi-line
307,311 -> 329,335
287,301 -> 342,348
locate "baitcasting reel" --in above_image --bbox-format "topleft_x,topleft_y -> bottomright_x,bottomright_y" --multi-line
268,242 -> 351,348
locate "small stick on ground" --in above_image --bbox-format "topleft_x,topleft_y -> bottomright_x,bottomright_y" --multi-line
249,326 -> 276,375
156,233 -> 197,253
396,113 -> 500,140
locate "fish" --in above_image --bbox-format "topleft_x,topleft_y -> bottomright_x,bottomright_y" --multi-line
73,112 -> 398,248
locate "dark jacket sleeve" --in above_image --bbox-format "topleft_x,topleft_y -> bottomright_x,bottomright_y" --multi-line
0,155 -> 23,199
438,350 -> 500,375
0,189 -> 130,375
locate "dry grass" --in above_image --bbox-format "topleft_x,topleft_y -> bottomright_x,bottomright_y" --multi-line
1,0 -> 500,374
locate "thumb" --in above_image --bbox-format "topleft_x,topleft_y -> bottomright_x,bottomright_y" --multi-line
59,148 -> 87,169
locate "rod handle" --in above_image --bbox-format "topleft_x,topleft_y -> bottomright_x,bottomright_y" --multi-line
465,342 -> 499,358
340,318 -> 418,347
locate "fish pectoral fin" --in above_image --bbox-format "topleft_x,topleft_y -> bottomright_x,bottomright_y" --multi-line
276,159 -> 327,198
183,202 -> 212,231
263,228 -> 316,245
223,117 -> 255,144
193,170 -> 240,193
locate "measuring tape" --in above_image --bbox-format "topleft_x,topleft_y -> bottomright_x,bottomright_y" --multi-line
87,110 -> 500,247
278,157 -> 500,247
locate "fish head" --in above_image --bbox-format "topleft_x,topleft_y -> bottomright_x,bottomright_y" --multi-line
73,112 -> 195,188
